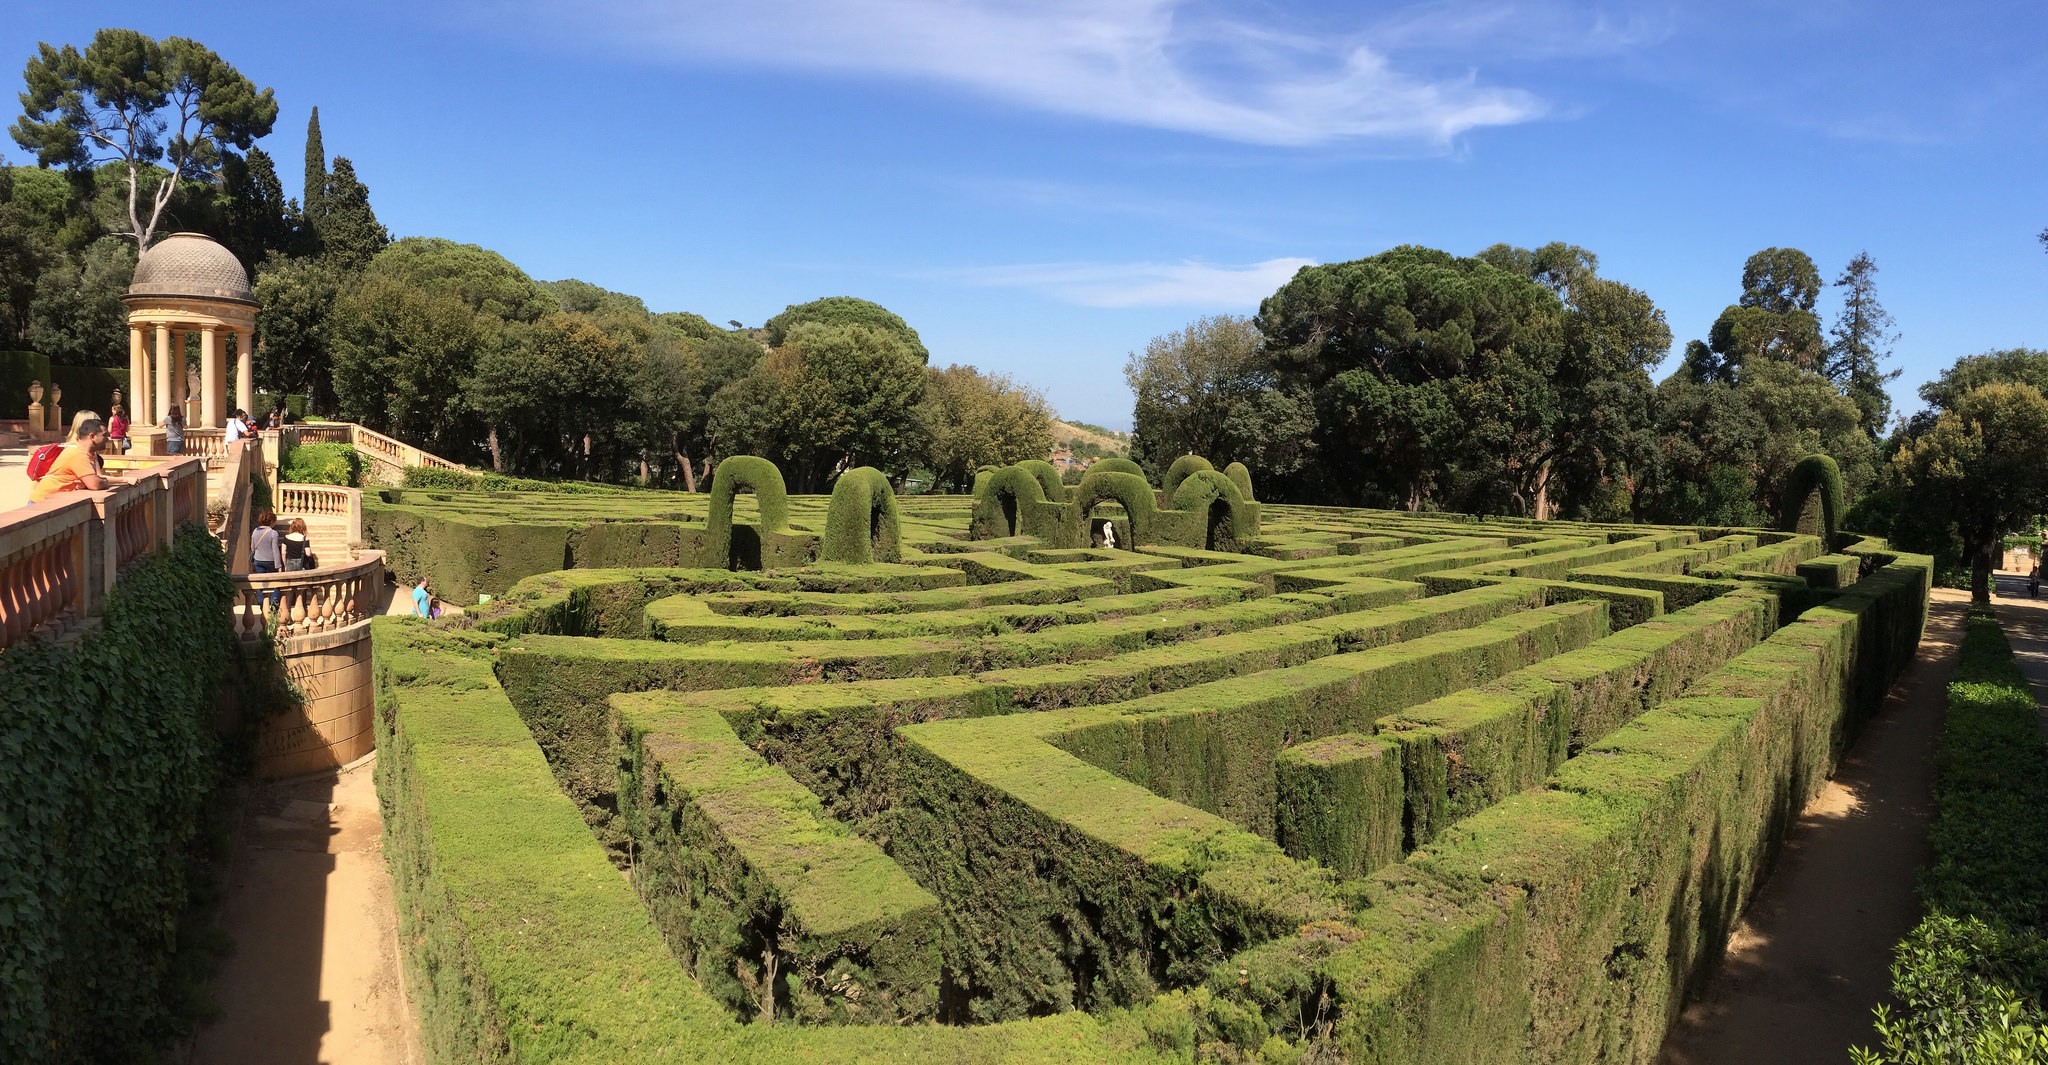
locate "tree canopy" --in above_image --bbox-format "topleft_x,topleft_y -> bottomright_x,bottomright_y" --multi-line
1891,382 -> 2048,603
763,296 -> 928,363
11,29 -> 276,249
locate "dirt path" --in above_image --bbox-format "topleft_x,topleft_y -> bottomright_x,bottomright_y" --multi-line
1657,587 -> 1969,1065
192,755 -> 421,1065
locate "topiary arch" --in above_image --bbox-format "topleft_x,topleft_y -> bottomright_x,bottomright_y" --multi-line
1223,461 -> 1256,502
1011,459 -> 1066,504
823,467 -> 901,564
1162,455 -> 1214,497
1783,454 -> 1844,545
705,455 -> 790,569
1170,469 -> 1254,551
1068,470 -> 1156,547
974,464 -> 1053,539
1083,457 -> 1145,481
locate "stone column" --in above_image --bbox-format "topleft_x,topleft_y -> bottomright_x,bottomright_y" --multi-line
201,327 -> 221,428
171,330 -> 188,414
235,329 -> 254,418
154,324 -> 173,424
128,324 -> 146,423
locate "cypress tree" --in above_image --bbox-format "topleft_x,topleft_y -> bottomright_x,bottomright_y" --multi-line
319,157 -> 389,273
303,107 -> 326,220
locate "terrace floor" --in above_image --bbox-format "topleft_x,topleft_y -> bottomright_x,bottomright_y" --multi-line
0,447 -> 28,510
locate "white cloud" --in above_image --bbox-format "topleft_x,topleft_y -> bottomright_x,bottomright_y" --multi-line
950,257 -> 1316,307
537,0 -> 1545,146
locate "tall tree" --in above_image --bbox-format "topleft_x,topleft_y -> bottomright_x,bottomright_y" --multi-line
1257,246 -> 1570,513
763,296 -> 928,363
218,146 -> 294,268
302,106 -> 325,221
26,235 -> 132,365
317,157 -> 387,272
1125,313 -> 1314,486
767,321 -> 928,490
1892,382 -> 2048,604
11,30 -> 277,250
1687,247 -> 1826,381
252,256 -> 341,410
917,364 -> 1055,492
1827,251 -> 1901,437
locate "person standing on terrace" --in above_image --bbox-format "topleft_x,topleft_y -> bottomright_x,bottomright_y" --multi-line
226,409 -> 250,444
29,418 -> 117,503
163,408 -> 185,454
107,405 -> 129,454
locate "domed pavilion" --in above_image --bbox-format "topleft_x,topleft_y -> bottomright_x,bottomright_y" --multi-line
121,232 -> 258,430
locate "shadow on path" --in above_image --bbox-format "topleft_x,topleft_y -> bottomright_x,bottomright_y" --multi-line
192,755 -> 420,1065
1657,589 -> 1969,1065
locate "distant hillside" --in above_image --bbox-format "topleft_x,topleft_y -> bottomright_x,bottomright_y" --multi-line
1051,419 -> 1129,458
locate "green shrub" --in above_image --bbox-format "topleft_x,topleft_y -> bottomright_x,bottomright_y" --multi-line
1223,461 -> 1255,502
0,529 -> 237,1063
279,441 -> 361,486
1854,611 -> 2048,1064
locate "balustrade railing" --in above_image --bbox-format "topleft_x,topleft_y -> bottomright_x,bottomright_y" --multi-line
0,454 -> 209,650
231,551 -> 384,643
291,423 -> 352,445
0,497 -> 91,647
182,428 -> 228,458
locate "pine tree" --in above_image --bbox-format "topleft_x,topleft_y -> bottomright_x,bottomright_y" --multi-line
303,107 -> 326,221
1828,251 -> 1901,437
318,157 -> 389,273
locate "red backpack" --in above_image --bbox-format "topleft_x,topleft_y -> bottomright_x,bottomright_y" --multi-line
25,442 -> 66,482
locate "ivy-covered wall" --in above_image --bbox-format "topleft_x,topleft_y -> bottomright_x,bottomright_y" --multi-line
0,529 -> 237,1063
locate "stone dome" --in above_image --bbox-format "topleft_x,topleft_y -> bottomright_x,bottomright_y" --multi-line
127,232 -> 255,305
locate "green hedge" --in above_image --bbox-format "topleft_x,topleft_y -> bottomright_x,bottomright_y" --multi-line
398,465 -> 631,494
1161,454 -> 1213,497
0,529 -> 237,1063
1854,612 -> 2048,1063
0,349 -> 50,418
370,619 -> 1171,1063
279,441 -> 362,486
50,363 -> 129,418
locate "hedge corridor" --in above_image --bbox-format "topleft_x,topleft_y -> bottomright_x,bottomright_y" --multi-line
364,461 -> 1930,1064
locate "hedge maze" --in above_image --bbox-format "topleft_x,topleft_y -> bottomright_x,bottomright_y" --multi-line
370,456 -> 1930,1064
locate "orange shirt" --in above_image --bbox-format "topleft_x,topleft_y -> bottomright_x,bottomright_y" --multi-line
28,445 -> 98,503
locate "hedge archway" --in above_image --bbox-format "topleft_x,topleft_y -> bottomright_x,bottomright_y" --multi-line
1163,455 -> 1215,498
824,467 -> 901,564
1069,470 -> 1156,547
705,456 -> 790,569
1223,461 -> 1256,502
1171,469 -> 1253,551
975,464 -> 1052,538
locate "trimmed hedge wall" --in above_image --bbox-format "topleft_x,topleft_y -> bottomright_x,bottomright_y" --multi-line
0,529 -> 237,1063
1854,611 -> 2048,1063
365,494 -> 1932,1063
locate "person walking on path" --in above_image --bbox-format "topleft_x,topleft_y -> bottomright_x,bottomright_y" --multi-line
29,419 -> 118,503
163,408 -> 185,454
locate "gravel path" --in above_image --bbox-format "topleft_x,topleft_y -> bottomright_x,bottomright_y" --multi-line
1657,587 -> 1969,1065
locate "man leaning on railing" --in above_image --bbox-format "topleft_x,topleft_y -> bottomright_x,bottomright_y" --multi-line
28,418 -> 123,503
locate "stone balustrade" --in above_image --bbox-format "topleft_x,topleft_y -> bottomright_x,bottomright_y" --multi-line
0,454 -> 209,650
231,550 -> 384,643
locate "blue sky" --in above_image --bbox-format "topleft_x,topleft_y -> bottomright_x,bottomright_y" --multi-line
7,2 -> 2046,429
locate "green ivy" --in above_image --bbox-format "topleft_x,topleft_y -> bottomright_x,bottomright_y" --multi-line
1854,612 -> 2048,1064
0,528 -> 238,1063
